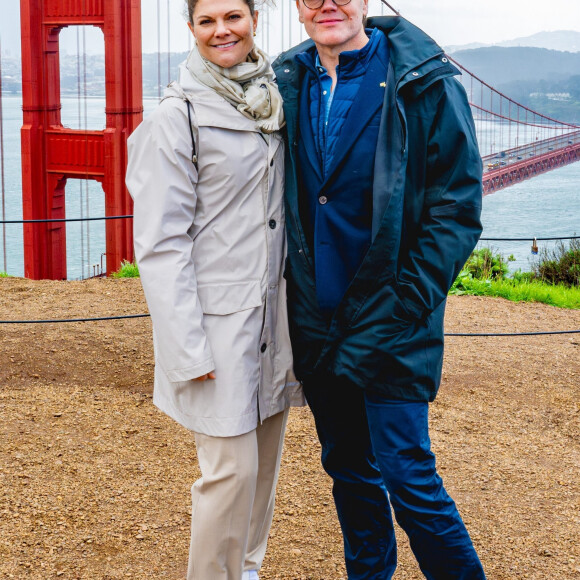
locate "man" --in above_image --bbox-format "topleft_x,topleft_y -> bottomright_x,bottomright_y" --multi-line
273,1 -> 486,578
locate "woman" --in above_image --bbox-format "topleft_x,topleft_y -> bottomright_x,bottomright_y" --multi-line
125,1 -> 304,578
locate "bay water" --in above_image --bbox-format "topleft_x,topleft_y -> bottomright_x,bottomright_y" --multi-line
0,95 -> 579,279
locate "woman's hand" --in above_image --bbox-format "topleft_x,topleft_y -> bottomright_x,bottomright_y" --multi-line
193,371 -> 216,381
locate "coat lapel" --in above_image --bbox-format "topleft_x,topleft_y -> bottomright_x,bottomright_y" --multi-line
321,56 -> 388,189
297,76 -> 324,183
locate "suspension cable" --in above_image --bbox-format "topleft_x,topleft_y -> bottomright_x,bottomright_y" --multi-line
82,21 -> 91,280
157,0 -> 162,100
0,35 -> 6,273
377,0 -> 579,133
167,0 -> 171,86
379,0 -> 399,15
76,27 -> 86,277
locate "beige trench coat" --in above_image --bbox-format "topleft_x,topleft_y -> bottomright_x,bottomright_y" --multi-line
126,64 -> 304,437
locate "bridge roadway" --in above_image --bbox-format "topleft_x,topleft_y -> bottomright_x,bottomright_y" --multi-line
481,130 -> 580,195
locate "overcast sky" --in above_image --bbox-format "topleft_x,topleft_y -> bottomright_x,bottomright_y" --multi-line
1,0 -> 580,57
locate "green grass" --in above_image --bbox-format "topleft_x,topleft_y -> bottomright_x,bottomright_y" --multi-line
0,271 -> 11,278
110,260 -> 140,278
450,271 -> 580,309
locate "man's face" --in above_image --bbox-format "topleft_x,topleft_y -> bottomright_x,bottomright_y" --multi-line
296,0 -> 369,53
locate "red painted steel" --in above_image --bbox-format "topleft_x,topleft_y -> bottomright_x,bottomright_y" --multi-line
20,0 -> 142,279
483,143 -> 580,195
481,130 -> 580,165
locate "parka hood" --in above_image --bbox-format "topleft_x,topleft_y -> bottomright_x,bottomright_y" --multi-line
367,16 -> 444,82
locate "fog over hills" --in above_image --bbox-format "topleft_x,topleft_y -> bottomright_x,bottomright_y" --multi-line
448,44 -> 580,124
448,46 -> 580,85
445,30 -> 580,54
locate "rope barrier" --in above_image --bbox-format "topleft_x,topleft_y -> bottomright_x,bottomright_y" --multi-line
480,236 -> 580,241
0,215 -> 577,242
0,314 -> 150,324
0,314 -> 578,336
446,330 -> 580,337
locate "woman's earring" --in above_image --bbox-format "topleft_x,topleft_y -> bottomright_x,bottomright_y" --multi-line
253,30 -> 256,36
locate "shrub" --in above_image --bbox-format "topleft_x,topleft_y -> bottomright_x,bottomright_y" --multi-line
461,248 -> 513,281
510,270 -> 534,284
533,238 -> 580,287
110,260 -> 140,278
0,272 -> 11,278
449,268 -> 476,295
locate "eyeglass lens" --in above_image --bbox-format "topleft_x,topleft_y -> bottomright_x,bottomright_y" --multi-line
302,0 -> 353,10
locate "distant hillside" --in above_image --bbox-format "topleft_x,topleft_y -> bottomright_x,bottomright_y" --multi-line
445,30 -> 580,54
450,46 -> 580,124
142,51 -> 188,96
449,46 -> 580,85
497,30 -> 580,52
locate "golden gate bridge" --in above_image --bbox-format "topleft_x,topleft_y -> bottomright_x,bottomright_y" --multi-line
0,0 -> 579,280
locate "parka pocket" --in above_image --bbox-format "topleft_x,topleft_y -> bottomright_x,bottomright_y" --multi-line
197,280 -> 262,315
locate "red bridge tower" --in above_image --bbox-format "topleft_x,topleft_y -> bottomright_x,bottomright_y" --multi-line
20,0 -> 142,279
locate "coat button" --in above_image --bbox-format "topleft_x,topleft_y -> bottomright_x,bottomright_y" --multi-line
412,71 -> 419,76
260,343 -> 267,353
269,219 -> 277,229
319,195 -> 328,205
270,158 -> 274,166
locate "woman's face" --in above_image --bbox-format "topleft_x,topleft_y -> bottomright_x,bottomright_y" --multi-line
189,0 -> 259,68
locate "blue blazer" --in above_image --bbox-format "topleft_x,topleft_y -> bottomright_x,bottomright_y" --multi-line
297,35 -> 389,316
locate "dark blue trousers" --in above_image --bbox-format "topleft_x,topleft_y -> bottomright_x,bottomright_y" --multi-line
303,376 -> 486,580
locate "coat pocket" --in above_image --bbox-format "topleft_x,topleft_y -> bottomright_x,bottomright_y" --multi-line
197,280 -> 262,315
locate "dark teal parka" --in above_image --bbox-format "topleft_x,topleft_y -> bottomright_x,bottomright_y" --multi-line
272,16 -> 483,401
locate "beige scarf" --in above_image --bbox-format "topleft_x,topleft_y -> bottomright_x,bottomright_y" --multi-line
186,43 -> 285,134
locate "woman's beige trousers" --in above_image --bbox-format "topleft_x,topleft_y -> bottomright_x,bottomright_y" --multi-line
187,409 -> 289,580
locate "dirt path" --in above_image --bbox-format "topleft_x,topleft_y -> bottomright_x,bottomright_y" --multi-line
1,278 -> 579,579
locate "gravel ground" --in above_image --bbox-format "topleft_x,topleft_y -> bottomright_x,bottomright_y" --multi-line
0,278 -> 579,580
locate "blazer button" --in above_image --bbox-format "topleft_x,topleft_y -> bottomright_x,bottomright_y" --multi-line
260,343 -> 267,353
319,196 -> 328,205
269,219 -> 277,229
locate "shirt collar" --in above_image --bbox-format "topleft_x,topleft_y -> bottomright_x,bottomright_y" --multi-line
296,28 -> 383,79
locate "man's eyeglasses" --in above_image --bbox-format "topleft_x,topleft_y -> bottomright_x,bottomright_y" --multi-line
301,0 -> 353,10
